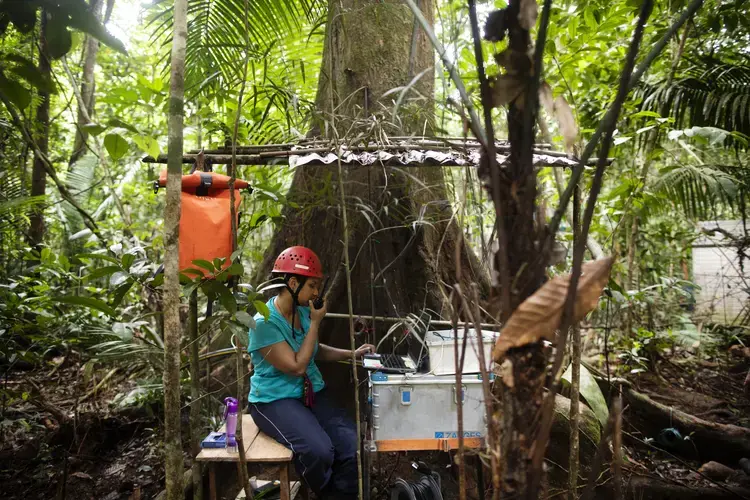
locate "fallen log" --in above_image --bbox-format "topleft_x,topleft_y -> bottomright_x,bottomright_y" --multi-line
624,475 -> 750,500
624,387 -> 750,464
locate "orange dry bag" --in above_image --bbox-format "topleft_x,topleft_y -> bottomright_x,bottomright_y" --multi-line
157,170 -> 251,276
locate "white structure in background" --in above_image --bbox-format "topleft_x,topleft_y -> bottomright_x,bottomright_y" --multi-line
692,220 -> 750,324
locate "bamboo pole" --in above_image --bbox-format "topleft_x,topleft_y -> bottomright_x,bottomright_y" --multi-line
230,0 -> 253,495
189,291 -> 203,500
336,152 -> 364,500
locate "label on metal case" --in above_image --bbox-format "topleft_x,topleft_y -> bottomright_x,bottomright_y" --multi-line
434,431 -> 482,438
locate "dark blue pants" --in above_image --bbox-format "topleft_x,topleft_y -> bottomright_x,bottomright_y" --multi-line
249,389 -> 358,497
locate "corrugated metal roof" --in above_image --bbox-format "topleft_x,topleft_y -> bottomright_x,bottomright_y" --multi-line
289,149 -> 580,168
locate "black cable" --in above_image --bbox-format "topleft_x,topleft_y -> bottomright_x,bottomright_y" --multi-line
390,463 -> 443,500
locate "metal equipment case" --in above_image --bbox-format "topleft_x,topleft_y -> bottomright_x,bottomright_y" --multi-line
367,372 -> 490,447
423,329 -> 498,376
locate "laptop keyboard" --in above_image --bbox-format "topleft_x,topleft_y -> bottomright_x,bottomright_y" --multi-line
378,354 -> 408,370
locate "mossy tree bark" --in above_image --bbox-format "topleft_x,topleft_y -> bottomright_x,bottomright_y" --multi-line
253,0 -> 489,410
163,0 -> 188,498
28,10 -> 50,249
485,0 -> 548,496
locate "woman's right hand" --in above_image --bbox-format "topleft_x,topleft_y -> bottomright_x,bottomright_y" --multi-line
309,298 -> 327,323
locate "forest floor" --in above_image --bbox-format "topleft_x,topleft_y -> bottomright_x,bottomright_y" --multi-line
3,342 -> 750,500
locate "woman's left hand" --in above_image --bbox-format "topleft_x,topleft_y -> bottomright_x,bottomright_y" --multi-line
354,344 -> 376,358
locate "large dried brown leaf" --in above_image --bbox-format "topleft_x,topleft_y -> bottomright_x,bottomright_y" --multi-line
539,82 -> 555,115
538,82 -> 579,154
554,95 -> 578,153
519,0 -> 539,30
491,74 -> 525,107
492,257 -> 615,361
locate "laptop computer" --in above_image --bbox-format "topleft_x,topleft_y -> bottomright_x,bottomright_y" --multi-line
363,353 -> 417,374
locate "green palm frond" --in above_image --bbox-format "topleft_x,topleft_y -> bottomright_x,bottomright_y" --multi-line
638,60 -> 750,143
0,167 -> 45,237
87,323 -> 164,371
0,196 -> 46,236
59,155 -> 98,230
148,0 -> 324,92
649,163 -> 739,219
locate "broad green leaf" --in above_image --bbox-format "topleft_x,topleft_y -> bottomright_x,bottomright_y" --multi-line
133,135 -> 160,158
104,133 -> 129,161
85,265 -> 120,281
112,282 -> 133,308
110,272 -> 129,287
53,295 -> 116,317
0,74 -> 31,110
629,110 -> 662,119
562,364 -> 609,426
76,252 -> 119,265
227,262 -> 244,276
82,123 -> 107,136
254,300 -> 270,321
41,247 -> 52,263
58,255 -> 70,271
182,273 -> 203,287
249,213 -> 268,229
583,8 -> 596,29
110,89 -> 139,103
46,13 -> 73,59
568,17 -> 578,39
218,286 -> 237,314
182,268 -> 206,276
121,253 -> 135,270
150,273 -> 165,287
107,118 -> 139,134
192,259 -> 215,273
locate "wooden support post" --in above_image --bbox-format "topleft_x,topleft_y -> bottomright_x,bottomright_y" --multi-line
279,464 -> 291,500
208,464 -> 216,500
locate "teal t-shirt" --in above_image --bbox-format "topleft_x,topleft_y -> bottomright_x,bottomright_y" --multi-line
247,297 -> 325,403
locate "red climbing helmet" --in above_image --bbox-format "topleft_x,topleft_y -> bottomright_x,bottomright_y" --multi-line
272,246 -> 323,278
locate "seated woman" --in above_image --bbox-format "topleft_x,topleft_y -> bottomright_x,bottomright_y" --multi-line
247,246 -> 374,499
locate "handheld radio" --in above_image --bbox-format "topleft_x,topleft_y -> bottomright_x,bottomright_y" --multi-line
313,276 -> 329,309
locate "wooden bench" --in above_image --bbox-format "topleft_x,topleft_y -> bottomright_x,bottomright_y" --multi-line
196,414 -> 303,500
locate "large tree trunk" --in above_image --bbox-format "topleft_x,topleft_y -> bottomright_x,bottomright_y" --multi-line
253,0 -> 489,412
28,10 -> 51,249
68,0 -> 104,167
163,0 -> 188,497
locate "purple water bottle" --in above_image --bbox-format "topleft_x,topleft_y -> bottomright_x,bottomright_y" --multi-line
224,397 -> 239,452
